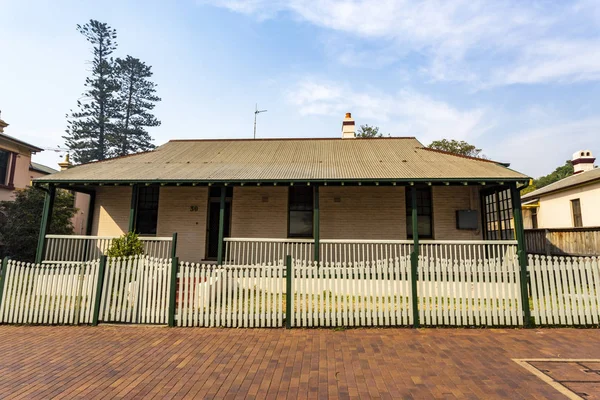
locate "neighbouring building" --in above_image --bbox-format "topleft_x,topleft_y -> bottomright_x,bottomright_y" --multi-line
33,113 -> 531,266
0,116 -> 55,202
522,150 -> 599,229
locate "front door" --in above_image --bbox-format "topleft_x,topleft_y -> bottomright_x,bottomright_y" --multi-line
206,187 -> 233,260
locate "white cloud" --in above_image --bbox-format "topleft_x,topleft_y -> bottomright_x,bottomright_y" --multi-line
287,79 -> 489,143
203,0 -> 600,86
500,118 -> 600,177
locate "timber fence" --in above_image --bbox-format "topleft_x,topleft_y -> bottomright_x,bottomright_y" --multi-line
0,254 -> 599,328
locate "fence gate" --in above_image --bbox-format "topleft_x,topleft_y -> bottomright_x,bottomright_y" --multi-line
99,256 -> 171,324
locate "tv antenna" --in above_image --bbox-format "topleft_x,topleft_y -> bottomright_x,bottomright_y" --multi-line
253,104 -> 267,139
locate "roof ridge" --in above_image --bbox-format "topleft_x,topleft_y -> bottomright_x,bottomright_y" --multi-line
168,137 -> 418,143
419,147 -> 500,164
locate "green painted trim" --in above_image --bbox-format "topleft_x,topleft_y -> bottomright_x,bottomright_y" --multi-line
128,184 -> 139,233
92,255 -> 107,326
168,257 -> 179,327
85,191 -> 96,236
410,186 -> 420,328
216,187 -> 226,266
285,255 -> 292,329
36,177 -> 530,186
35,186 -> 56,264
171,232 -> 178,259
313,186 -> 320,262
0,257 -> 8,313
510,183 -> 531,327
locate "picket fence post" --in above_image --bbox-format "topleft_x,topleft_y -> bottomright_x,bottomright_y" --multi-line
0,257 -> 8,314
168,257 -> 179,327
92,255 -> 107,326
285,255 -> 292,329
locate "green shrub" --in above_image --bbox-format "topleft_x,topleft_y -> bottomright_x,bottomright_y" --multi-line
106,232 -> 144,258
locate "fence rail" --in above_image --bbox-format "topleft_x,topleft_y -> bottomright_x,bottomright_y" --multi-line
0,260 -> 99,325
43,235 -> 174,264
224,238 -> 314,266
525,228 -> 600,256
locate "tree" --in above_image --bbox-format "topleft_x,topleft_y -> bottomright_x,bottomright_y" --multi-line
111,56 -> 160,156
0,188 -> 76,262
428,139 -> 485,158
64,20 -> 118,164
521,160 -> 574,195
356,124 -> 384,138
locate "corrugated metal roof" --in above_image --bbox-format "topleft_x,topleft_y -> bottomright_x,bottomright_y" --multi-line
30,162 -> 58,175
522,167 -> 600,200
35,138 -> 528,183
0,132 -> 43,152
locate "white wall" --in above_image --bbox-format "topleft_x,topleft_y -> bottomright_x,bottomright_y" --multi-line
537,181 -> 600,228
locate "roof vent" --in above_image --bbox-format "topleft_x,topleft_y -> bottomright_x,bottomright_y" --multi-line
342,112 -> 355,139
572,149 -> 596,174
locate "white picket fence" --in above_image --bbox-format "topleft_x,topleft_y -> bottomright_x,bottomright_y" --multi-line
418,255 -> 523,326
0,260 -> 99,325
528,255 -> 600,326
176,262 -> 285,327
290,258 -> 413,327
99,256 -> 172,324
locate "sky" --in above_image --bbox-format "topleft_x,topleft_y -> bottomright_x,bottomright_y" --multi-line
1,0 -> 600,178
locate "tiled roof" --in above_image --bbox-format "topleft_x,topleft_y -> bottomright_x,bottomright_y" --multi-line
30,162 -> 58,175
35,137 -> 528,183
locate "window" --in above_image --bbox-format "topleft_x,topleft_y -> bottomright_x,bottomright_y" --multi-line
571,199 -> 583,227
135,186 -> 160,235
406,187 -> 433,238
531,208 -> 538,229
482,187 -> 514,240
288,186 -> 313,237
0,150 -> 9,186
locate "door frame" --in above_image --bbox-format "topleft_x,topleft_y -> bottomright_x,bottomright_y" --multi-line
205,189 -> 233,260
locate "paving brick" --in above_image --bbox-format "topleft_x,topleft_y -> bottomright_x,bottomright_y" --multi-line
0,326 -> 599,399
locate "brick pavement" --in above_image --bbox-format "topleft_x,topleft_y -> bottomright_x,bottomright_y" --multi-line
0,326 -> 599,399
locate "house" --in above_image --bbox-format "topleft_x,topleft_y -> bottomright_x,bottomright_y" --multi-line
0,116 -> 55,202
32,113 -> 530,266
522,150 -> 599,229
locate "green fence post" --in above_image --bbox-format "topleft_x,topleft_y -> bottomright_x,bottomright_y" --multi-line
285,255 -> 292,329
217,187 -> 226,266
410,186 -> 420,328
0,257 -> 9,313
510,183 -> 531,327
92,255 -> 107,326
168,256 -> 179,327
128,184 -> 139,233
171,232 -> 178,259
35,185 -> 56,264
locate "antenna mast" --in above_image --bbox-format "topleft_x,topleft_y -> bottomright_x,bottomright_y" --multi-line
253,104 -> 267,139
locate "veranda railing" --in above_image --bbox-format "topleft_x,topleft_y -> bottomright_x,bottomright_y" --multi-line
43,235 -> 175,264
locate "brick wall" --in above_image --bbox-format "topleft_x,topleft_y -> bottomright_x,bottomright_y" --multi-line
91,186 -> 131,236
320,186 -> 406,239
431,186 -> 483,240
156,187 -> 208,262
231,186 -> 288,238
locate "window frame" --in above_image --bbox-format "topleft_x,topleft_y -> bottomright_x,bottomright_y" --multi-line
288,186 -> 314,238
135,186 -> 160,236
481,186 -> 514,240
406,186 -> 433,239
571,198 -> 583,228
0,149 -> 10,187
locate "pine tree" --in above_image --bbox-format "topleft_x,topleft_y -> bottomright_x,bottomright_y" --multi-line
111,56 -> 160,156
64,20 -> 118,163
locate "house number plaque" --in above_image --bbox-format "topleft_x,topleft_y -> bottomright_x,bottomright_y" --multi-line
190,205 -> 199,212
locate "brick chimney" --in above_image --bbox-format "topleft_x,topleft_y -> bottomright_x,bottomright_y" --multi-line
572,150 -> 596,174
342,112 -> 355,139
